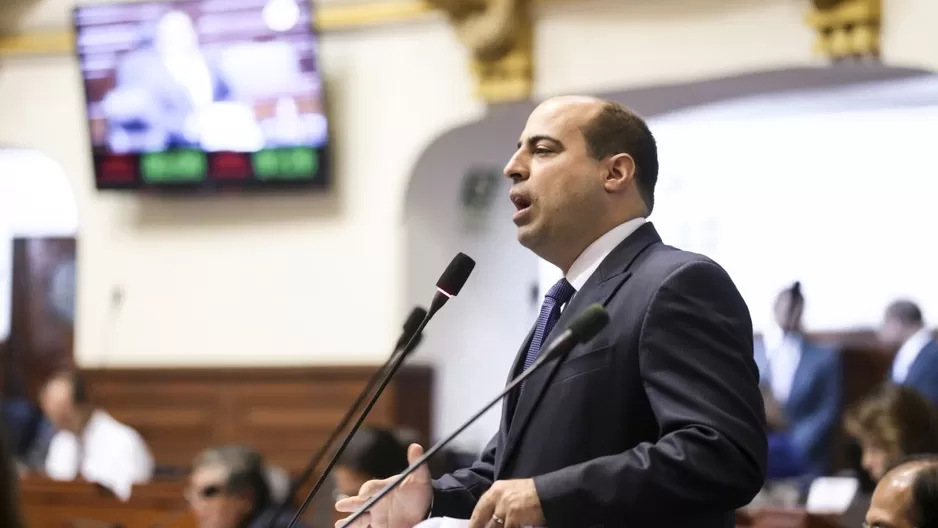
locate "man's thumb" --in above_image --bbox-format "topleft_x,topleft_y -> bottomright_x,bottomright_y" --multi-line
407,443 -> 430,481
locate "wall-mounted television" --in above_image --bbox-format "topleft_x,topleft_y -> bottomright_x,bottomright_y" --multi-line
74,0 -> 330,191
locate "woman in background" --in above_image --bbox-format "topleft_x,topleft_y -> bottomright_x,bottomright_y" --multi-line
845,383 -> 938,481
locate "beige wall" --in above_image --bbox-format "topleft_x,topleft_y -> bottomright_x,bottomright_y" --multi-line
0,0 -> 934,367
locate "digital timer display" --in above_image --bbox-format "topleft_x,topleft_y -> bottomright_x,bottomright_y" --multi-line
93,147 -> 327,191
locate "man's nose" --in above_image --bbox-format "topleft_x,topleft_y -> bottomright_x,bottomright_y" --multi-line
503,155 -> 528,183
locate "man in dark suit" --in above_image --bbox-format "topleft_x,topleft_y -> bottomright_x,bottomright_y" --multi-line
754,284 -> 841,480
336,96 -> 767,528
879,300 -> 938,406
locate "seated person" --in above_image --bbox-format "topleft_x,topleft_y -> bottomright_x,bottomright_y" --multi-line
40,371 -> 153,499
878,300 -> 938,405
845,383 -> 938,481
755,283 -> 842,480
2,396 -> 54,472
333,427 -> 408,500
187,445 -> 307,528
865,455 -> 938,528
0,422 -> 24,528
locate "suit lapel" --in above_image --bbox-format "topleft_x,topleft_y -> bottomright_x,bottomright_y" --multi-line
785,342 -> 812,413
497,222 -> 661,475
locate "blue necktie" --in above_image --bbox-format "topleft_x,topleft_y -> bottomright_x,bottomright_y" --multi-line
523,278 -> 577,373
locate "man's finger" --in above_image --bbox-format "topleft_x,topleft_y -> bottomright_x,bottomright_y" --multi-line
406,443 -> 432,484
360,477 -> 393,496
468,490 -> 497,528
334,511 -> 371,528
502,510 -> 521,528
334,494 -> 370,512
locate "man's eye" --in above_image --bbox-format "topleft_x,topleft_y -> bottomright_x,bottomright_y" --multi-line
534,147 -> 551,155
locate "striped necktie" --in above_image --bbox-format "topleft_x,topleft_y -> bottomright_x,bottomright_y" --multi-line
522,278 -> 577,373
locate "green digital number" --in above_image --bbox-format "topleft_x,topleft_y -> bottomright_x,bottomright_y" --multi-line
141,151 -> 207,183
253,148 -> 318,181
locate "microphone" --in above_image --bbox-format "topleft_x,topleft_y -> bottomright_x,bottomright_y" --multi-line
285,253 -> 476,528
264,306 -> 429,528
397,307 -> 427,351
338,304 -> 610,528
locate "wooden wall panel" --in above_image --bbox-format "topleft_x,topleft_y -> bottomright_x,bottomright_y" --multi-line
78,366 -> 432,473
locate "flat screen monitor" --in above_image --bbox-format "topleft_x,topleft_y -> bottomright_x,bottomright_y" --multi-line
74,0 -> 330,191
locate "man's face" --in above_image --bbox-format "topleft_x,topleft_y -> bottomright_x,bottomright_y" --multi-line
878,317 -> 905,348
772,293 -> 802,333
39,379 -> 75,431
866,465 -> 919,528
503,97 -> 607,261
187,465 -> 251,528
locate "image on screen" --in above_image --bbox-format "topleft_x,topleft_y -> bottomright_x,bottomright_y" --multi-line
75,0 -> 329,190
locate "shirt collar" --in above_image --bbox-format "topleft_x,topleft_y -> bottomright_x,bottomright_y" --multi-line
897,328 -> 932,361
566,217 -> 646,291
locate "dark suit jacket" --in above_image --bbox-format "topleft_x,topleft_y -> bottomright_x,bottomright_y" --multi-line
431,223 -> 767,527
755,339 -> 842,477
901,339 -> 938,406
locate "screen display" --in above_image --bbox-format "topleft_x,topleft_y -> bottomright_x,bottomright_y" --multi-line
74,0 -> 329,191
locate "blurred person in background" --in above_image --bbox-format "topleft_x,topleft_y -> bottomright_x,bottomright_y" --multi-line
0,422 -> 24,528
108,9 -> 239,151
187,445 -> 307,528
879,300 -> 938,405
755,282 -> 842,481
333,427 -> 408,501
41,371 -> 153,500
845,383 -> 938,482
865,455 -> 938,528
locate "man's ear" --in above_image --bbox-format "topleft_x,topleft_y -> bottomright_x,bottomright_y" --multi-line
603,153 -> 636,193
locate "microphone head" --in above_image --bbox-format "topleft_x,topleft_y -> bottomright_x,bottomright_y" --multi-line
436,253 -> 476,297
568,304 -> 610,343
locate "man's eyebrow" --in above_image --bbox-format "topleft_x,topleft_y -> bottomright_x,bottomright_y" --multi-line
516,135 -> 563,150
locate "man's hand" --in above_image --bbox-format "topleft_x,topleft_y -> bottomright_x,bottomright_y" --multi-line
334,444 -> 433,528
468,479 -> 545,528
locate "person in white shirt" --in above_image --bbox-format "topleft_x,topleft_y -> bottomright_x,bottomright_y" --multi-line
754,283 -> 841,481
878,300 -> 938,405
39,371 -> 154,500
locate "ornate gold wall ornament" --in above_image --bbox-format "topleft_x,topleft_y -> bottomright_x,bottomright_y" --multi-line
428,0 -> 534,103
806,0 -> 882,60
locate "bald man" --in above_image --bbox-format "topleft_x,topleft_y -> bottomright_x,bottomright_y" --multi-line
336,97 -> 766,528
40,372 -> 153,500
867,456 -> 938,528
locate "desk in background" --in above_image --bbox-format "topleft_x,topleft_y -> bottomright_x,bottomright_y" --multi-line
20,476 -> 196,528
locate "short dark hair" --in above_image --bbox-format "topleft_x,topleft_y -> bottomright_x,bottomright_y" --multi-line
885,300 -> 924,327
580,102 -> 659,214
337,427 -> 408,480
910,463 -> 938,528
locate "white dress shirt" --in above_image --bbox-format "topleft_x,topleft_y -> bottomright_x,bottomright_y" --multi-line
45,409 -> 154,501
565,217 -> 647,292
891,328 -> 933,383
761,324 -> 802,404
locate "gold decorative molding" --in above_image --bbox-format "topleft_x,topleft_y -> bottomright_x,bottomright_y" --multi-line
0,0 -> 438,57
806,0 -> 882,60
427,0 -> 533,103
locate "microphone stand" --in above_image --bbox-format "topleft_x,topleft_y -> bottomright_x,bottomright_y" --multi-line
338,305 -> 609,528
263,308 -> 426,528
285,291 -> 460,528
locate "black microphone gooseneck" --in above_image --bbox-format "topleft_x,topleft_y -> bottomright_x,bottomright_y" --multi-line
285,253 -> 476,528
339,304 -> 611,528
261,307 -> 428,528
